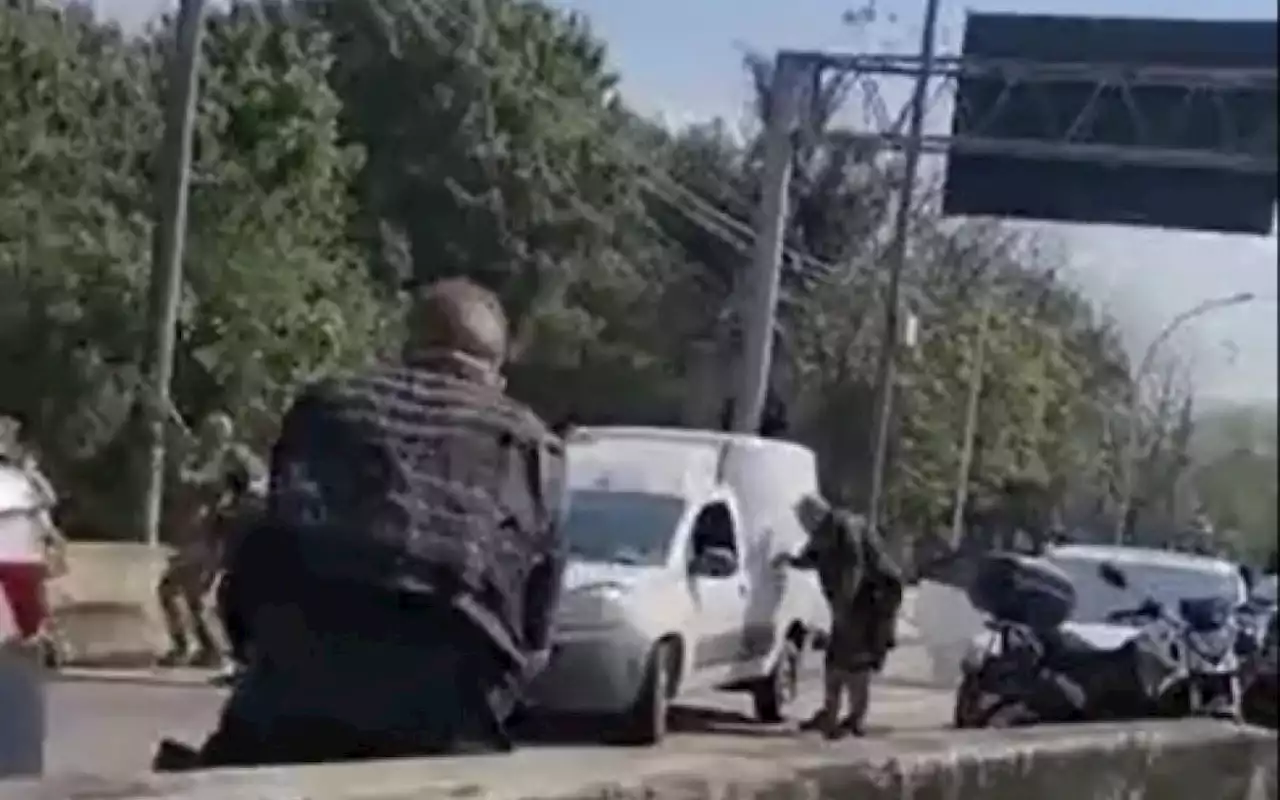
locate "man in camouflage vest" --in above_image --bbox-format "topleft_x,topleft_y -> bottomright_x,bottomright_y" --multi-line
171,278 -> 567,769
776,495 -> 904,739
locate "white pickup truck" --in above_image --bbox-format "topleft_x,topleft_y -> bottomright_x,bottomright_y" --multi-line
526,426 -> 831,744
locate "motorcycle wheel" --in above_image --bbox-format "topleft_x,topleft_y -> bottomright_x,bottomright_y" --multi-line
984,701 -> 1038,728
953,675 -> 985,729
953,675 -> 1038,728
1243,674 -> 1278,729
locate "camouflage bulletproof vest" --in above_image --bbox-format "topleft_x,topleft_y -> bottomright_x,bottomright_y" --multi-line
813,513 -> 864,608
265,363 -> 565,654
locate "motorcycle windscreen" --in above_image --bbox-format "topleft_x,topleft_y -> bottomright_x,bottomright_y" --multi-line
1179,596 -> 1233,632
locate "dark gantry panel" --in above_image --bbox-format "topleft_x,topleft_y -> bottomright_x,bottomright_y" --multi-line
942,13 -> 1278,235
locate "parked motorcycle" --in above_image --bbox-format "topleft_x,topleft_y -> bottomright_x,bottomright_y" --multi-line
953,554 -> 1175,728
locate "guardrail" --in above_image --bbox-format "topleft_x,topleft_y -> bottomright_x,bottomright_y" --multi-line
51,543 -> 168,666
1,719 -> 1272,800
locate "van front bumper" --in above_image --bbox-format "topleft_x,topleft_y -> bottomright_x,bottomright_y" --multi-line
525,625 -> 653,714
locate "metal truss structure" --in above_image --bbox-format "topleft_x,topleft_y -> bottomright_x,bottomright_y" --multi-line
782,51 -> 1278,174
738,38 -> 1276,535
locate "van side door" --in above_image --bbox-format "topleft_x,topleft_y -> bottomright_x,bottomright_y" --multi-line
685,500 -> 749,685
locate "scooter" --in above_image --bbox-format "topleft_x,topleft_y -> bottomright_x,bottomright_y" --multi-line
953,615 -> 1168,728
954,559 -> 1229,729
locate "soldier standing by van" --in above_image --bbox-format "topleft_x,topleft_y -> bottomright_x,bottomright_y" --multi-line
776,496 -> 904,738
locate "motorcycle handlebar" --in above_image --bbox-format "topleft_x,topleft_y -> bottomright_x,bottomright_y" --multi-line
1106,600 -> 1165,624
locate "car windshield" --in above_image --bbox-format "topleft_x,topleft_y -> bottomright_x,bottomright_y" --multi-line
1050,554 -> 1245,624
562,490 -> 685,566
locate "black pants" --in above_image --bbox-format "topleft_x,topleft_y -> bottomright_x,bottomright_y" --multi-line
196,703 -> 510,768
186,588 -> 515,769
214,573 -> 250,665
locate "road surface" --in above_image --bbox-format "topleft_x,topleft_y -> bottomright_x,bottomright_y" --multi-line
46,642 -> 950,775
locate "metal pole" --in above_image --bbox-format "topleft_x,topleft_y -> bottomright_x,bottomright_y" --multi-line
1112,291 -> 1257,543
140,0 -> 207,548
948,290 -> 994,548
732,55 -> 806,433
865,0 -> 942,533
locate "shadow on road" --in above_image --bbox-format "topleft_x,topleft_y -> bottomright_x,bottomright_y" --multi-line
878,674 -> 949,691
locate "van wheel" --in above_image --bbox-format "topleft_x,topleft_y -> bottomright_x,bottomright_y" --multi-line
614,642 -> 673,746
753,636 -> 802,723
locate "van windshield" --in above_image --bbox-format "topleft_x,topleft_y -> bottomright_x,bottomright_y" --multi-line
563,490 -> 685,566
1049,554 -> 1245,624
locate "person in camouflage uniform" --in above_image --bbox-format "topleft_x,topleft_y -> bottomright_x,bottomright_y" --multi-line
156,412 -> 259,668
776,496 -> 904,739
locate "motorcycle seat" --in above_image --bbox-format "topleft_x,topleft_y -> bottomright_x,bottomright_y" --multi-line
1044,629 -> 1138,673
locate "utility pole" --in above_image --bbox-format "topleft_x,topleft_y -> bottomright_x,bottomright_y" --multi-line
732,55 -> 806,434
948,289 -> 994,548
864,0 -> 943,534
140,0 -> 207,548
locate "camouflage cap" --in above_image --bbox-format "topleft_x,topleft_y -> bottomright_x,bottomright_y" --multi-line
405,278 -> 509,366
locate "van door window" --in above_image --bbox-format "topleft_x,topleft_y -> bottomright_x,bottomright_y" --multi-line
689,502 -> 738,576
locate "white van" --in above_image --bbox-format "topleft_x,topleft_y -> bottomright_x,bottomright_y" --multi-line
526,426 -> 831,744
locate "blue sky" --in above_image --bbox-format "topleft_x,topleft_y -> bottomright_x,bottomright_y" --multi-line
97,0 -> 1278,405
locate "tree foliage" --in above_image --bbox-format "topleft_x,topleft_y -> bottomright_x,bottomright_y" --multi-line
5,0 -> 1247,551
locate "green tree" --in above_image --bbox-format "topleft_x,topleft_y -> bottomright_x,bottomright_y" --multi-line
0,1 -> 388,537
0,2 -> 157,483
174,0 -> 386,438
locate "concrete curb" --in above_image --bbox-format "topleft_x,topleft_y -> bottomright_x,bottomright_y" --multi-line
52,668 -> 219,689
2,719 -> 1273,800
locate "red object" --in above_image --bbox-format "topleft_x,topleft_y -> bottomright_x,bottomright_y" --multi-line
0,561 -> 47,640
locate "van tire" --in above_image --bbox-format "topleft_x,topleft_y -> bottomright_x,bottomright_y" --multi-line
752,635 -> 802,723
615,641 -> 673,746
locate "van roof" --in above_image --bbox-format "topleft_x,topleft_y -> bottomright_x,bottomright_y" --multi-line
565,426 -> 818,501
569,426 -> 813,461
1047,544 -> 1238,576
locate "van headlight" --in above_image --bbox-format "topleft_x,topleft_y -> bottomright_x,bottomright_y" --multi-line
558,582 -> 630,628
571,582 -> 628,603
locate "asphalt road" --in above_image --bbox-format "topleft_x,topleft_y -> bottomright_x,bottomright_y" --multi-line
46,643 -> 950,776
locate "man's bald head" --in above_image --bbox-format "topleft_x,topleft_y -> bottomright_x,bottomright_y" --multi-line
405,278 -> 509,369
